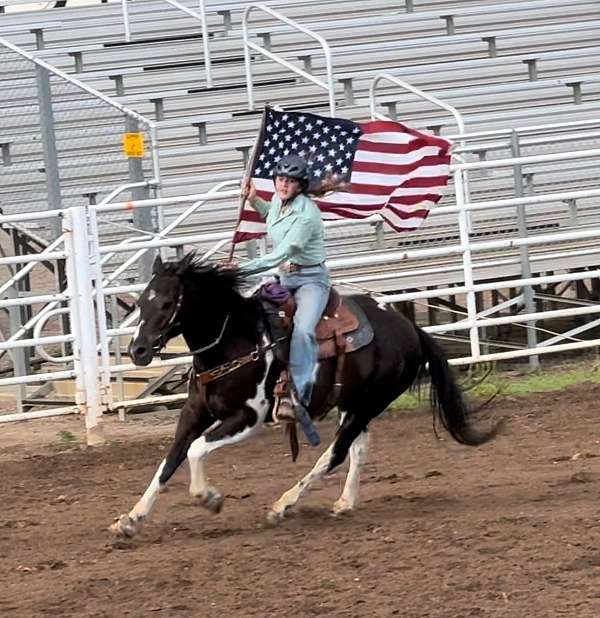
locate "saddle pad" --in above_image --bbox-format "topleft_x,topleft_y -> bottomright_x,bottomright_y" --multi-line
317,296 -> 374,360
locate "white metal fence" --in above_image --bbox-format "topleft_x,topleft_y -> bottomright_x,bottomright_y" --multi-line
1,131 -> 599,443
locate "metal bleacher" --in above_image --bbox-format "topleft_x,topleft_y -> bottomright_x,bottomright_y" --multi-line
1,0 -> 600,290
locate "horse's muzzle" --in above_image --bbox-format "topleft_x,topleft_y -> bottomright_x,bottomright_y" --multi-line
129,338 -> 154,366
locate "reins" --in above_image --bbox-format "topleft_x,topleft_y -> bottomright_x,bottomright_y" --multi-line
153,294 -> 231,358
151,290 -> 283,386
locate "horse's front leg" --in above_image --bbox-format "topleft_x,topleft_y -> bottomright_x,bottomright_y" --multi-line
110,389 -> 211,538
188,404 -> 265,513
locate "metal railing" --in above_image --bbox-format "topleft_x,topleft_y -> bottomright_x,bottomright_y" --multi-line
2,149 -> 600,439
242,3 -> 336,115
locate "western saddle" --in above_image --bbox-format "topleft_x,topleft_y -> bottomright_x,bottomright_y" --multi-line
259,282 -> 368,414
275,286 -> 360,358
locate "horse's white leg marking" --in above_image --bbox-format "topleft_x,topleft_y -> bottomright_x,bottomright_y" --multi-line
333,430 -> 369,515
268,443 -> 335,523
187,347 -> 272,512
130,458 -> 166,520
110,458 -> 165,537
188,454 -> 208,496
269,412 -> 351,522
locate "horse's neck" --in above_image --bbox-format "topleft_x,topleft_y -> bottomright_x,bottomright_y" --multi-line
180,297 -> 260,366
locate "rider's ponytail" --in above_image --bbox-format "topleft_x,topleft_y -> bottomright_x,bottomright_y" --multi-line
307,174 -> 350,198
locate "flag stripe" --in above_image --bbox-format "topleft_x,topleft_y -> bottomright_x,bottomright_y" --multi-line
352,155 -> 452,176
355,145 -> 444,162
358,131 -> 414,144
361,119 -> 452,149
356,139 -> 440,155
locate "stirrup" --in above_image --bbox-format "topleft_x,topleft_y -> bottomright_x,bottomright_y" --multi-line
273,397 -> 296,423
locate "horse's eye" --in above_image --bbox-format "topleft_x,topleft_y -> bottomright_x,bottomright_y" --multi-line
162,302 -> 173,311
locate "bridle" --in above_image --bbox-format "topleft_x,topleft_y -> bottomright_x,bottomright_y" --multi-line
151,288 -> 232,358
151,289 -> 184,354
143,284 -> 283,387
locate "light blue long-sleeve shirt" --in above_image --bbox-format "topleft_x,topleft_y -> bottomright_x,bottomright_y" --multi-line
238,193 -> 326,276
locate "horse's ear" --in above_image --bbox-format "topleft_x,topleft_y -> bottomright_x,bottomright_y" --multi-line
152,254 -> 164,275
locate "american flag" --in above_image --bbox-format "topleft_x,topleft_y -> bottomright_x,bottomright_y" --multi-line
233,107 -> 452,242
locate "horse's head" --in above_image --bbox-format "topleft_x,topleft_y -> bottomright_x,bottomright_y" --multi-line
129,252 -> 249,367
129,254 -> 186,366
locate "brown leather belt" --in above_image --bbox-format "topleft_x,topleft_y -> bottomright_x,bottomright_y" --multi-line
281,261 -> 323,273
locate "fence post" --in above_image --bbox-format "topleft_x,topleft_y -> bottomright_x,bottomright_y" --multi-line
35,65 -> 62,239
36,64 -> 74,352
454,169 -> 480,360
63,207 -> 105,446
511,131 -> 540,370
125,116 -> 155,281
88,207 -> 113,414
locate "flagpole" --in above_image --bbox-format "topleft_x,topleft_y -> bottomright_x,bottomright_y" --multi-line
228,106 -> 269,261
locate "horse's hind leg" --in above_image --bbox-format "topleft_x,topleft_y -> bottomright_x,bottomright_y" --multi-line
268,412 -> 368,523
332,428 -> 369,515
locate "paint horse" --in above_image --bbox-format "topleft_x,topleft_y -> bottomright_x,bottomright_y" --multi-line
110,253 -> 498,537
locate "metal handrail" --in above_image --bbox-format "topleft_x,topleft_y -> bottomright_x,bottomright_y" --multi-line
121,0 -> 212,87
242,3 -> 336,116
368,74 -> 477,357
0,36 -> 154,129
0,35 -> 161,204
370,72 -> 466,135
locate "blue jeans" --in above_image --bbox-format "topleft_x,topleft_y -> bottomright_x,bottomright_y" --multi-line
280,264 -> 330,408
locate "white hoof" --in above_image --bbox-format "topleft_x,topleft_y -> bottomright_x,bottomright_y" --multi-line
109,513 -> 141,538
194,488 -> 225,514
266,509 -> 285,526
332,498 -> 354,516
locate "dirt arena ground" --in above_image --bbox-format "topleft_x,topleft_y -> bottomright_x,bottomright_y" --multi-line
1,383 -> 599,618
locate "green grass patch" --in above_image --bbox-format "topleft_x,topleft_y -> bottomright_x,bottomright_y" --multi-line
389,361 -> 600,412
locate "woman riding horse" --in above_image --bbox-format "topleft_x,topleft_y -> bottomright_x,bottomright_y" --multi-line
112,251 -> 499,538
109,154 -> 500,538
237,154 -> 329,441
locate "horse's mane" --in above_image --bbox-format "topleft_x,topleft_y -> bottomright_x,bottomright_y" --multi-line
169,252 -> 262,343
164,251 -> 243,292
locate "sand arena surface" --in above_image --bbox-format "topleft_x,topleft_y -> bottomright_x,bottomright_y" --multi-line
1,384 -> 599,617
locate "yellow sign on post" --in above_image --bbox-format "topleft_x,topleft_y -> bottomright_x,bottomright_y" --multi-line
123,132 -> 145,158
